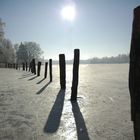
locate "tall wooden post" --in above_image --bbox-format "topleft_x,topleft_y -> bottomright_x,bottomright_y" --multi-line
25,62 -> 28,71
5,63 -> 7,68
31,60 -> 33,73
19,64 -> 20,70
32,59 -> 36,75
29,62 -> 31,72
23,63 -> 25,71
129,6 -> 140,140
44,62 -> 48,79
71,49 -> 80,101
59,54 -> 66,89
16,63 -> 18,70
49,59 -> 52,82
13,63 -> 16,69
37,62 -> 41,76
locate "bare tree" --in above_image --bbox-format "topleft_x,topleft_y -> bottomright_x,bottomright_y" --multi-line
16,42 -> 43,63
0,39 -> 15,63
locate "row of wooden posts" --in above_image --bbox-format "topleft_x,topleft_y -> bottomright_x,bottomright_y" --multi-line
6,49 -> 80,101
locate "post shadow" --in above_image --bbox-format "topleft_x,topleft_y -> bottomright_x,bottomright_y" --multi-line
43,89 -> 65,133
71,101 -> 90,140
22,73 -> 33,77
19,74 -> 34,79
36,78 -> 45,84
36,81 -> 51,94
28,75 -> 38,81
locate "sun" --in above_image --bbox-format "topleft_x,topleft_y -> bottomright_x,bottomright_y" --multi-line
61,5 -> 76,22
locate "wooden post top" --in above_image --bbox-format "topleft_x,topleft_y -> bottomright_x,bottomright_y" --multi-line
134,6 -> 140,13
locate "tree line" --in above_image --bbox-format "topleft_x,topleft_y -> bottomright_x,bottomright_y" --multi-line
88,54 -> 129,64
0,40 -> 43,64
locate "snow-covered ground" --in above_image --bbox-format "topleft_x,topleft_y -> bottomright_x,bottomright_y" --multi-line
0,64 -> 134,140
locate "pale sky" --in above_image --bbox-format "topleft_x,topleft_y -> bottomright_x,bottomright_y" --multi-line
0,0 -> 140,60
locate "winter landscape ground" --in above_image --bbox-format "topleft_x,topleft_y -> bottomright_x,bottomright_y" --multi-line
0,64 -> 134,140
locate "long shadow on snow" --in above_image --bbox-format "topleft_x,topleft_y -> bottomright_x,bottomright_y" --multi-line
36,81 -> 51,94
71,101 -> 90,140
19,73 -> 34,79
28,75 -> 38,81
36,78 -> 45,84
43,89 -> 65,133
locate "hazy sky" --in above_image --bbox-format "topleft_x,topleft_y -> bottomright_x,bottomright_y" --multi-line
0,0 -> 139,60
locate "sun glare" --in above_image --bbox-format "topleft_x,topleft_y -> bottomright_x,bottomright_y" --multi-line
61,5 -> 76,22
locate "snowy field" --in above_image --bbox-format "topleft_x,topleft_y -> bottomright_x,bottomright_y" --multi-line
0,64 -> 134,140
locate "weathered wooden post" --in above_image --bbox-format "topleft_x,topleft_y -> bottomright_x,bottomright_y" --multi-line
23,63 -> 25,71
5,63 -> 7,68
71,49 -> 80,101
19,64 -> 20,70
129,6 -> 140,140
37,61 -> 41,76
13,63 -> 15,69
29,62 -> 31,72
30,60 -> 33,73
16,63 -> 18,70
49,59 -> 52,82
32,59 -> 36,74
44,62 -> 48,79
25,62 -> 28,71
59,54 -> 66,89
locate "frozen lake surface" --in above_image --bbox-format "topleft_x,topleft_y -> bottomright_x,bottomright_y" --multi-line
0,64 -> 134,140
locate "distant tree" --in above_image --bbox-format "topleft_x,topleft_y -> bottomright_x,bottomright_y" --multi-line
16,42 -> 27,63
0,19 -> 16,63
16,42 -> 43,63
0,39 -> 15,63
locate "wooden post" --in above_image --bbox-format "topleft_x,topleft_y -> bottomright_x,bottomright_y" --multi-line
37,61 -> 41,76
44,62 -> 48,79
30,60 -> 33,73
71,49 -> 80,101
13,63 -> 15,69
23,63 -> 25,71
5,63 -> 7,68
49,59 -> 52,82
32,59 -> 36,74
16,63 -> 18,70
29,61 -> 31,72
59,54 -> 66,89
19,64 -> 20,70
25,62 -> 28,71
129,6 -> 140,139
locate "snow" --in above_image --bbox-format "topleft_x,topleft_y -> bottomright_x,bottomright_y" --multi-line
0,64 -> 134,140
